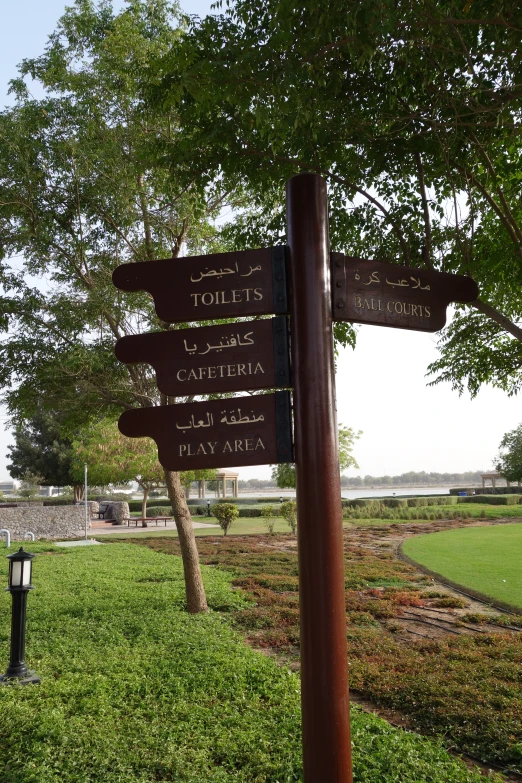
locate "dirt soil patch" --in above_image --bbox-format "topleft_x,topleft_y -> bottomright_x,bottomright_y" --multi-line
132,519 -> 522,777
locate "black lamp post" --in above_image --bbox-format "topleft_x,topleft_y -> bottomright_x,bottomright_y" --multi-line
207,500 -> 211,517
0,548 -> 40,686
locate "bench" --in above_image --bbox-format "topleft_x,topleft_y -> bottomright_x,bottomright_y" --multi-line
124,516 -> 172,528
91,503 -> 117,525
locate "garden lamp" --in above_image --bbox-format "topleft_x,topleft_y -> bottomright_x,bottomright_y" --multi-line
207,500 -> 211,517
0,548 -> 40,685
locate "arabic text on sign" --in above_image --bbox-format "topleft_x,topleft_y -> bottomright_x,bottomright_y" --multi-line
190,263 -> 263,283
354,270 -> 430,291
183,330 -> 255,355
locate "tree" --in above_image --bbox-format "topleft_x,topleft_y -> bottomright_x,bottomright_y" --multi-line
212,502 -> 239,536
72,419 -> 165,517
496,425 -> 522,484
18,470 -> 44,499
271,424 -> 360,488
6,409 -> 84,501
72,418 -> 216,517
0,1 -> 237,613
153,0 -> 522,395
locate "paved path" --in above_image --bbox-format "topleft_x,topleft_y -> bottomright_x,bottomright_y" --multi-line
88,519 -> 219,536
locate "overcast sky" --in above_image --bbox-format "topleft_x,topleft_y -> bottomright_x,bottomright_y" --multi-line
0,0 -> 519,482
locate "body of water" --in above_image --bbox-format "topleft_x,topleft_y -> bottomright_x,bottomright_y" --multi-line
233,487 -> 455,499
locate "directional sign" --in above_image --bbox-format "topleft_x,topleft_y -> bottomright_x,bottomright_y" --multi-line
115,317 -> 290,397
118,392 -> 293,471
112,247 -> 288,323
331,254 -> 478,332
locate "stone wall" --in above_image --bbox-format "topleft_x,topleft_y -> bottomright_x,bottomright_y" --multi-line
0,505 -> 89,541
98,501 -> 129,524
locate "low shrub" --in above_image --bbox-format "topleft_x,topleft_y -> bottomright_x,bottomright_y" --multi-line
382,498 -> 408,509
459,494 -> 522,505
186,497 -> 256,506
256,497 -> 293,503
128,499 -> 165,512
407,497 -> 429,507
280,500 -> 297,533
146,505 -> 172,517
238,508 -> 263,517
213,502 -> 239,536
260,505 -> 277,535
426,496 -> 457,506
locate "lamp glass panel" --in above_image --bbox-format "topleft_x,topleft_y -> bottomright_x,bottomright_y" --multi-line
10,561 -> 22,587
22,559 -> 32,586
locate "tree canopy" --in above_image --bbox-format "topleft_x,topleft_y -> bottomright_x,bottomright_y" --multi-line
6,409 -> 84,500
0,0 -> 233,612
72,418 -> 215,516
496,424 -> 522,483
153,0 -> 522,395
272,424 -> 360,488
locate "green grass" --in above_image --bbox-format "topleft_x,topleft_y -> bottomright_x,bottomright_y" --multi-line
402,523 -> 522,609
101,516 -> 293,539
0,542 -> 496,782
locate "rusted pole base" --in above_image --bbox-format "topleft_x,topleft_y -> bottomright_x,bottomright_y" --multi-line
286,173 -> 352,783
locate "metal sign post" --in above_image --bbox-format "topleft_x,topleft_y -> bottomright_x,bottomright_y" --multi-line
84,463 -> 88,541
286,173 -> 353,782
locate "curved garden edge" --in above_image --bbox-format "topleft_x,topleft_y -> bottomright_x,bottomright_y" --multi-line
398,527 -> 522,617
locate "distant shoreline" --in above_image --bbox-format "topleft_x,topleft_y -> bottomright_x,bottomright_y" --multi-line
238,483 -> 497,493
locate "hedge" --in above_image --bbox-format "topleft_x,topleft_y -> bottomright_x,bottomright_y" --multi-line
146,505 -> 173,517
406,497 -> 429,507
458,494 -> 522,505
450,486 -> 521,495
342,499 -> 383,510
382,498 -> 408,508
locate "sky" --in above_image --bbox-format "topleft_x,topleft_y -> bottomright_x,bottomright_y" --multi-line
0,0 -> 520,483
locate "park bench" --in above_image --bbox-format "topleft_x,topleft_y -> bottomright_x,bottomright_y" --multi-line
94,502 -> 117,524
124,516 -> 172,528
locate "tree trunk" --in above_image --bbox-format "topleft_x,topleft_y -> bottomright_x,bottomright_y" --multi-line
164,468 -> 208,613
141,485 -> 149,527
73,484 -> 84,502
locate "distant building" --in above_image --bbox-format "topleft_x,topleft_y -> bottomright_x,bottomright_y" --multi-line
0,480 -> 18,494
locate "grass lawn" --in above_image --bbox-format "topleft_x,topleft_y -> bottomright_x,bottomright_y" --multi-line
0,541 -> 497,782
101,516 -> 293,539
402,523 -> 522,609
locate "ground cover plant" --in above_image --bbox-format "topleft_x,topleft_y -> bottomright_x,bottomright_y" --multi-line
0,542 -> 496,783
403,524 -> 522,609
342,502 -> 522,525
136,522 -> 522,774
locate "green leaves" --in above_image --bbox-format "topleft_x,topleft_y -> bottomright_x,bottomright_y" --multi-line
496,423 -> 522,483
152,0 -> 522,394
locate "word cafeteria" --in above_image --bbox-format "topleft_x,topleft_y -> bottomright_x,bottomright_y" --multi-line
112,173 -> 478,783
113,247 -> 293,471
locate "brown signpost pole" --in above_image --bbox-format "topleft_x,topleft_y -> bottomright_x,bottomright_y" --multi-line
287,173 -> 352,782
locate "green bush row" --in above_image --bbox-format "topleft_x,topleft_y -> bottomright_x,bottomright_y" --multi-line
192,505 -> 281,519
450,486 -> 521,495
342,505 -> 474,521
145,505 -> 172,517
185,497 -> 292,506
458,494 -> 522,505
342,495 -> 457,511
